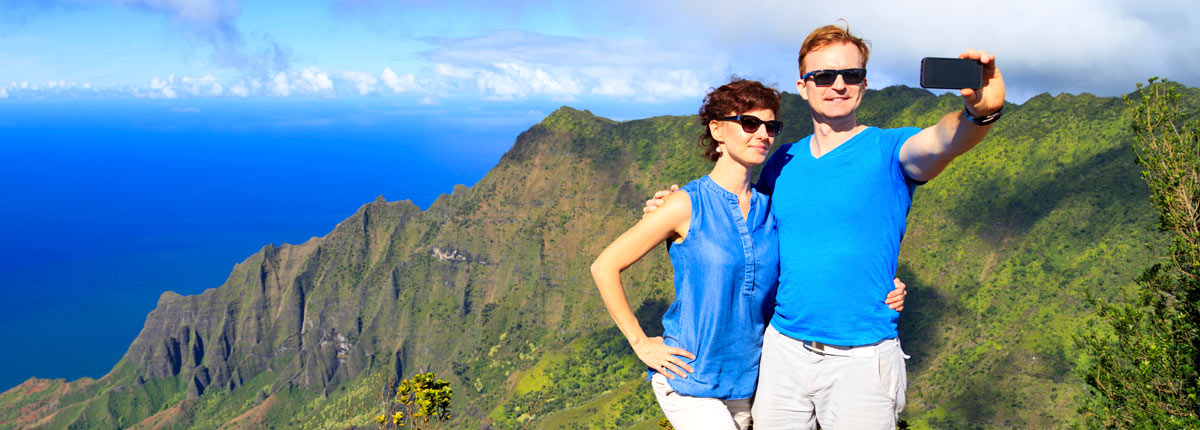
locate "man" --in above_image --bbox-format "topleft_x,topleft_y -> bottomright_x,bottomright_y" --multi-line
646,22 -> 1004,429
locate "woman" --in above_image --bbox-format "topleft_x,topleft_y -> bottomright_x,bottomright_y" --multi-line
590,79 -> 906,429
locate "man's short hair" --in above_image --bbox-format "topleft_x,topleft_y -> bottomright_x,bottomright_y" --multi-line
798,20 -> 871,75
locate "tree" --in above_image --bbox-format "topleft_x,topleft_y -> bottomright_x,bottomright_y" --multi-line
375,372 -> 453,430
1078,78 -> 1200,428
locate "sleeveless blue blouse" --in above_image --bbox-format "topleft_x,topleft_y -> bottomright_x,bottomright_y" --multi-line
654,175 -> 779,400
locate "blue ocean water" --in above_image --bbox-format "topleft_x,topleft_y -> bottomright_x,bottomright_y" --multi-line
0,98 -> 548,391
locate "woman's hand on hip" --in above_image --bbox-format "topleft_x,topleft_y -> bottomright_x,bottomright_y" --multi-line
632,336 -> 695,379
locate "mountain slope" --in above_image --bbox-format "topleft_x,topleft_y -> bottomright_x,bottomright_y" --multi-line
3,85 -> 1192,429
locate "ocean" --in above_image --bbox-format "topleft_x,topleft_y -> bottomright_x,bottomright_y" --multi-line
0,98 -> 548,391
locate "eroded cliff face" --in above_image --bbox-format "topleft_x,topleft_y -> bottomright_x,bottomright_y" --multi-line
116,196 -> 430,399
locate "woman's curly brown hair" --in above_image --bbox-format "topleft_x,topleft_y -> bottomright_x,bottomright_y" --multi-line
697,78 -> 781,162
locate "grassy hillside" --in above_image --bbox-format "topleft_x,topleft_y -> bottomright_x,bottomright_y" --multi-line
3,84 -> 1191,429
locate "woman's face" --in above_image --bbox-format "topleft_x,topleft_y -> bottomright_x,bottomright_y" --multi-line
709,107 -> 776,166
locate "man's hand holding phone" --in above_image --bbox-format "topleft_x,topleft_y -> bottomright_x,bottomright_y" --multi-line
957,50 -> 1005,119
920,51 -> 1005,120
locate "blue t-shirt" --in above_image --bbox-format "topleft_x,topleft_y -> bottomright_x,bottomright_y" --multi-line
656,175 -> 779,400
756,126 -> 921,346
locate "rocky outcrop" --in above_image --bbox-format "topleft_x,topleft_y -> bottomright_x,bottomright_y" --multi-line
110,197 -> 428,402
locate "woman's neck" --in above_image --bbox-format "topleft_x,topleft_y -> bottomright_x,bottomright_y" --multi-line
707,157 -> 754,197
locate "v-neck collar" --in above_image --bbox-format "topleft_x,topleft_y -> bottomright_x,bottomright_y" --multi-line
808,126 -> 875,160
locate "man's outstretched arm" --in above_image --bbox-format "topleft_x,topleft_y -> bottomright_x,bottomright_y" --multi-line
900,49 -> 1006,182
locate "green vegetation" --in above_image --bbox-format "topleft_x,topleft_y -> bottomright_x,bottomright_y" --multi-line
1078,79 -> 1200,428
488,326 -> 663,429
375,372 -> 453,429
1,85 -> 1191,429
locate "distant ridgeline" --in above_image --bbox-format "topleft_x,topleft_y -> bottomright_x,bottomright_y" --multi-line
0,85 -> 1181,429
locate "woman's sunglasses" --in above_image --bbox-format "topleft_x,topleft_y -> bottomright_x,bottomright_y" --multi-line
720,115 -> 784,137
801,68 -> 867,86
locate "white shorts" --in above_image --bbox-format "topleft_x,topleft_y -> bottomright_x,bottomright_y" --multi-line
650,372 -> 752,430
751,325 -> 908,430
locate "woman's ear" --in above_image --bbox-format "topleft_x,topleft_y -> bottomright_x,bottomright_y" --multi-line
709,120 -> 723,143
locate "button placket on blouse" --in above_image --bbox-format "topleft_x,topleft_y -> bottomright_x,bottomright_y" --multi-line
725,191 -> 756,297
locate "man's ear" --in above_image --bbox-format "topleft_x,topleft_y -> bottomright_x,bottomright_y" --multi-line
797,79 -> 809,101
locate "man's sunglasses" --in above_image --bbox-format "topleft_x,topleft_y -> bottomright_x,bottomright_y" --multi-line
720,115 -> 784,137
801,68 -> 867,86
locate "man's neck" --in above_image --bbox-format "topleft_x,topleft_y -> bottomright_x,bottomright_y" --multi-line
810,114 -> 866,158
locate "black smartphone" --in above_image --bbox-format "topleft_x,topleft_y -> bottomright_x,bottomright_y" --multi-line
920,57 -> 983,90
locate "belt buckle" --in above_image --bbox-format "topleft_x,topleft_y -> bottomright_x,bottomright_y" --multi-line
804,340 -> 827,355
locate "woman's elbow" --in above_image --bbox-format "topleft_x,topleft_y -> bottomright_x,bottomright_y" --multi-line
589,259 -> 605,279
590,257 -> 616,283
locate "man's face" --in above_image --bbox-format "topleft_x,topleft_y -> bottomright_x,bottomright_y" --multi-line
797,42 -> 867,123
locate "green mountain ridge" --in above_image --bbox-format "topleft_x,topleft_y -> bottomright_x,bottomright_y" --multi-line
1,84 -> 1191,429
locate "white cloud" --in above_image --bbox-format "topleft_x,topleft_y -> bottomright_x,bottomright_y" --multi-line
422,31 -> 719,102
381,67 -> 416,93
147,76 -> 177,98
0,75 -> 250,99
434,63 -> 476,80
231,68 -> 338,97
637,70 -> 707,103
115,0 -> 293,77
248,77 -> 264,93
342,70 -> 379,95
9,0 -> 287,79
0,80 -> 101,98
494,61 -> 581,100
295,67 -> 334,94
589,74 -> 635,97
272,72 -> 290,96
176,75 -> 219,96
0,88 -> 7,98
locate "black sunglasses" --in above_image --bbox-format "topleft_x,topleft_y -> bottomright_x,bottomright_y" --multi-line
801,68 -> 867,86
720,115 -> 783,137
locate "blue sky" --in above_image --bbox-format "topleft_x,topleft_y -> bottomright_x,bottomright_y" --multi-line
3,0 -> 1199,112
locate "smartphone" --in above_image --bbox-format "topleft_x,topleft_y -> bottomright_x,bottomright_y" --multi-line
920,57 -> 983,90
